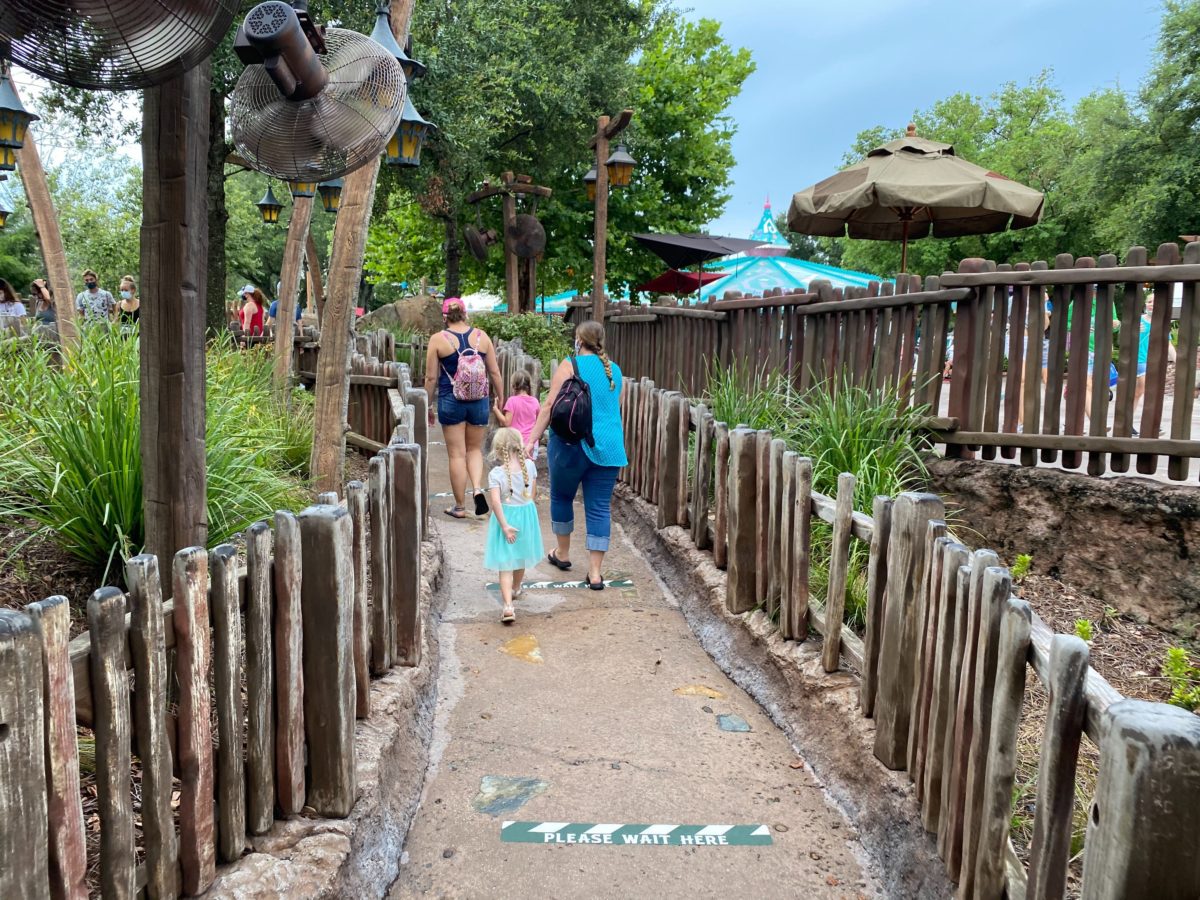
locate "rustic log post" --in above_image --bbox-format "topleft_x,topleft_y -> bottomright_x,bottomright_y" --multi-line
273,194 -> 314,393
210,545 -> 246,862
859,496 -> 893,716
1080,700 -> 1200,900
1027,635 -> 1089,900
787,455 -> 813,642
874,492 -> 945,769
591,117 -> 610,322
726,427 -> 758,613
244,522 -> 274,836
11,81 -> 76,347
766,438 -> 787,621
306,233 -> 325,325
754,430 -> 772,605
347,480 -> 371,718
657,392 -> 684,529
404,387 -> 429,531
299,504 -> 356,816
0,609 -> 49,898
974,598 -> 1033,900
712,422 -> 731,569
391,443 -> 423,666
779,450 -> 797,631
691,408 -> 714,550
369,454 -> 394,673
124,557 -> 179,898
273,511 -> 305,818
310,1 -> 416,494
141,62 -> 210,567
89,588 -> 135,899
822,472 -> 856,672
910,518 -> 948,780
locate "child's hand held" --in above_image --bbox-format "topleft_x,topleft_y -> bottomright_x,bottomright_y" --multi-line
503,525 -> 518,544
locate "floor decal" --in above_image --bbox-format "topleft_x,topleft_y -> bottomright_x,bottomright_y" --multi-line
485,577 -> 634,591
500,822 -> 772,846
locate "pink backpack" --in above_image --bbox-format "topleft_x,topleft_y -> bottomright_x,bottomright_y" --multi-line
445,329 -> 488,401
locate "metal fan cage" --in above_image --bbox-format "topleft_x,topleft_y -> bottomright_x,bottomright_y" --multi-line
231,27 -> 406,183
0,0 -> 239,90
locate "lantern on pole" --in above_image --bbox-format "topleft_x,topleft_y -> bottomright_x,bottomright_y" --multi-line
605,144 -> 636,188
583,167 -> 598,202
256,183 -> 284,224
318,178 -> 344,214
385,95 -> 433,167
289,180 -> 317,198
0,64 -> 38,172
0,194 -> 11,229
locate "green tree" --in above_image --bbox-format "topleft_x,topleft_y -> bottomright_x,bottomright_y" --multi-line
0,191 -> 43,291
48,154 -> 142,294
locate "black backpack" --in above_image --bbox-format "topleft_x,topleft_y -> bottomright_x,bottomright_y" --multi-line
549,355 -> 594,448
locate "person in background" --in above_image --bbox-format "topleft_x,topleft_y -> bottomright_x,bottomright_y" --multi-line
0,278 -> 27,318
493,370 -> 542,458
117,276 -> 141,331
239,285 -> 265,339
267,293 -> 302,332
75,269 -> 115,322
30,279 -> 55,326
1131,291 -> 1176,434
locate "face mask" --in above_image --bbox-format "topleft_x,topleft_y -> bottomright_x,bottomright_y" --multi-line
120,290 -> 132,300
85,281 -> 97,290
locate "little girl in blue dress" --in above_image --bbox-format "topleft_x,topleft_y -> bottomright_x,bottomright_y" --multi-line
483,427 -> 545,623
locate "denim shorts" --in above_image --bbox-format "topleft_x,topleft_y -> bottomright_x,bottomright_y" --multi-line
438,393 -> 489,427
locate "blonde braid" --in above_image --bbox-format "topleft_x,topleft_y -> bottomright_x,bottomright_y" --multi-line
598,349 -> 615,391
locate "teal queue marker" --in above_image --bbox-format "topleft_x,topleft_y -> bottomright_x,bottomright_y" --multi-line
484,577 -> 634,591
501,822 -> 773,846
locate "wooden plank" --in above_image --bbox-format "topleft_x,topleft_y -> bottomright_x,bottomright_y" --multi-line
937,562 -> 974,857
910,519 -> 948,788
1040,255 -> 1073,462
347,481 -> 371,718
405,387 -> 430,531
299,504 -> 357,817
369,453 -> 394,671
273,512 -> 305,818
1087,256 -> 1118,476
657,392 -> 684,529
347,431 -> 386,454
958,565 -> 1013,900
173,547 -> 215,894
859,496 -> 893,717
939,264 -> 1200,287
755,431 -> 773,606
1138,243 -> 1181,474
873,493 -> 945,769
244,522 -> 274,837
210,545 -> 246,863
1062,258 -> 1097,469
779,451 -> 797,637
25,598 -> 87,900
921,540 -> 969,835
1078,699 -> 1200,899
714,286 -> 969,314
0,609 -> 50,899
691,410 -> 714,551
974,598 -> 1033,900
273,193 -> 314,392
788,457 -> 814,642
979,283 -> 1006,459
1026,635 -> 1089,900
766,438 -> 787,620
391,444 -> 423,667
713,422 -> 731,569
821,473 -> 855,672
124,557 -> 178,898
1110,247 -> 1147,472
1168,243 -> 1200,479
1026,612 -> 1121,742
675,394 -> 690,527
89,588 -> 135,899
726,428 -> 759,613
933,430 -> 1200,457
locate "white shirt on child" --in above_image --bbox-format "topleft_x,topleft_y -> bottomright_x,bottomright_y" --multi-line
488,459 -> 537,505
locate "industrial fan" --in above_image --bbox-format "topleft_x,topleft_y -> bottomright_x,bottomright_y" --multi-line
0,0 -> 239,90
464,225 -> 499,263
229,0 -> 406,182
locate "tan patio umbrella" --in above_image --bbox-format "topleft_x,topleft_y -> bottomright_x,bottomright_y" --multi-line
787,124 -> 1044,273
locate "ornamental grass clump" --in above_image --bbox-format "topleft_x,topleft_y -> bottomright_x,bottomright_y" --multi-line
0,327 -> 311,579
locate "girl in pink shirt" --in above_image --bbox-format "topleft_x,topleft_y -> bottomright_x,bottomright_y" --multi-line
494,370 -> 542,458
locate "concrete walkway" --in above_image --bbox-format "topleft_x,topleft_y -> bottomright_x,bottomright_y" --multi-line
388,427 -> 876,899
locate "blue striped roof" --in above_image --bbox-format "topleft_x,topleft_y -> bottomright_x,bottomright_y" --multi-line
698,255 -> 888,302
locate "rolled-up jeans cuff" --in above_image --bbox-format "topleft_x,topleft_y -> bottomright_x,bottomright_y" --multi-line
551,518 -> 574,536
585,534 -> 610,552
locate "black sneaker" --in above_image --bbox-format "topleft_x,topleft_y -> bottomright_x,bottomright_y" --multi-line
474,491 -> 489,516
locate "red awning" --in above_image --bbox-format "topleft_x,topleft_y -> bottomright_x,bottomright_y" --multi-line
636,269 -> 728,294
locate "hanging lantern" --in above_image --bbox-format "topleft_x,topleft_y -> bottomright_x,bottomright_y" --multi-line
401,36 -> 427,81
385,95 -> 434,167
370,2 -> 424,81
0,65 -> 39,172
290,180 -> 317,198
605,144 -> 636,188
318,178 -> 344,214
583,166 -> 597,202
256,184 -> 284,225
0,194 -> 11,229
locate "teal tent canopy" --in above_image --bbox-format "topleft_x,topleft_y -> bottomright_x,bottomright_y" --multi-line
698,255 -> 887,302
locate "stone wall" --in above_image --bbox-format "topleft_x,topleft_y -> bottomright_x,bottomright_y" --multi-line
926,458 -> 1200,640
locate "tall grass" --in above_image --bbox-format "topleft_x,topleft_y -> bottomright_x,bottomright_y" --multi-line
0,327 -> 311,578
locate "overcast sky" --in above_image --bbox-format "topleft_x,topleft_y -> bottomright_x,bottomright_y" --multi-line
679,0 -> 1163,240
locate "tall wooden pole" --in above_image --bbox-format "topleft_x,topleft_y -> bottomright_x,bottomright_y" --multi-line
272,193 -> 313,393
501,172 -> 519,313
11,80 -> 77,347
590,115 -> 610,322
310,0 -> 415,494
140,62 -> 211,568
306,232 -> 326,325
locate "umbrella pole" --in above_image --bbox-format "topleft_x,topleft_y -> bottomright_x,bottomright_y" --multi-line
901,219 -> 909,275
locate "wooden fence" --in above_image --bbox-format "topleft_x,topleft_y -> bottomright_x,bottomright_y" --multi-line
620,376 -> 1200,900
0,362 -> 430,898
589,243 -> 1200,482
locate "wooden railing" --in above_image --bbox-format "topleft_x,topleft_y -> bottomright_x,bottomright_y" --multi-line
620,377 -> 1200,900
1,363 -> 431,898
596,243 -> 1200,481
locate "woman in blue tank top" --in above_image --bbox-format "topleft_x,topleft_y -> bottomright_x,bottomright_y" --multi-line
524,320 -> 628,589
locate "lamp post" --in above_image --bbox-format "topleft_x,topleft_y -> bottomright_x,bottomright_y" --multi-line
372,0 -> 435,169
587,109 -> 634,321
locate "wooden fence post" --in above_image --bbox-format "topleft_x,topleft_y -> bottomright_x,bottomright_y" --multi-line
347,481 -> 371,718
210,545 -> 246,863
89,588 -> 135,898
691,408 -> 714,550
1027,635 -> 1090,900
369,454 -> 393,673
404,387 -> 429,532
726,427 -> 759,613
859,496 -> 893,716
754,430 -> 772,606
0,609 -> 49,898
657,392 -> 684,529
766,438 -> 787,621
1080,700 -> 1200,899
125,556 -> 179,897
391,443 -> 423,666
874,492 -> 945,769
787,456 -> 813,642
822,472 -> 856,672
244,522 -> 274,837
779,450 -> 797,634
712,422 -> 731,569
299,504 -> 356,817
273,512 -> 305,818
909,518 -> 948,779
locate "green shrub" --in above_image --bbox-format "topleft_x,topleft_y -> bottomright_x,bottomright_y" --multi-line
471,312 -> 571,369
1073,618 -> 1096,642
1163,647 -> 1200,711
0,327 -> 310,578
703,359 -> 795,434
1011,553 -> 1032,581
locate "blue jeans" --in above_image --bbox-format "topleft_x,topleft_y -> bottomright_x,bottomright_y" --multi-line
548,433 -> 619,552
